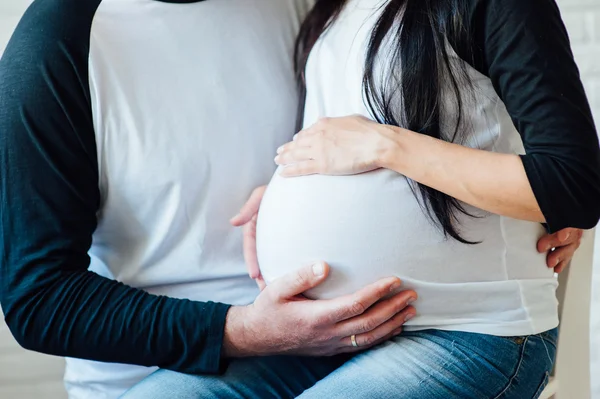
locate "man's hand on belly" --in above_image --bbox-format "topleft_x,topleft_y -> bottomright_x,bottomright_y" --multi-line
222,262 -> 417,358
231,185 -> 267,290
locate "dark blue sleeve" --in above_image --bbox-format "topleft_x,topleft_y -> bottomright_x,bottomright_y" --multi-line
0,0 -> 230,373
470,0 -> 600,232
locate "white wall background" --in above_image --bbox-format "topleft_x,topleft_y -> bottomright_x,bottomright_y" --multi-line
561,0 -> 600,397
0,0 -> 599,398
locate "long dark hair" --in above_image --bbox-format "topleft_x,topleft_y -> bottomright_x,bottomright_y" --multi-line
295,0 -> 478,243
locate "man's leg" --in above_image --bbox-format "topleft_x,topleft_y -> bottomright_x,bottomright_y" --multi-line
120,355 -> 349,399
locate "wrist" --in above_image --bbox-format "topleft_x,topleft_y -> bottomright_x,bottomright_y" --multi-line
222,305 -> 255,358
375,125 -> 407,171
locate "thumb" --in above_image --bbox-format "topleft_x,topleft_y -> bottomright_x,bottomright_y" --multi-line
269,262 -> 329,300
231,186 -> 267,226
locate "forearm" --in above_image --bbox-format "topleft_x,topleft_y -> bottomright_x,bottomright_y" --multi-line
2,269 -> 230,374
378,126 -> 544,222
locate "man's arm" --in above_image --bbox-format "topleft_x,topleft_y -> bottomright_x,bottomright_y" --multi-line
0,0 -> 417,370
0,0 -> 230,373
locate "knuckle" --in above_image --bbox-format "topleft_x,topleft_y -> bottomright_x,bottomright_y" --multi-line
393,310 -> 407,323
361,334 -> 376,346
312,312 -> 330,328
376,284 -> 390,299
359,320 -> 376,333
396,307 -> 414,322
307,324 -> 323,339
294,272 -> 308,288
317,329 -> 334,341
350,299 -> 367,316
329,307 -> 347,323
393,299 -> 408,313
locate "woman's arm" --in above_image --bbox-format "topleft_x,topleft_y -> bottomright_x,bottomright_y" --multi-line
277,117 -> 542,221
463,0 -> 600,231
277,0 -> 600,232
379,126 -> 542,222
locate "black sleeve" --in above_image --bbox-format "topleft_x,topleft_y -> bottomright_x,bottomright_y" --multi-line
469,0 -> 600,232
0,0 -> 230,373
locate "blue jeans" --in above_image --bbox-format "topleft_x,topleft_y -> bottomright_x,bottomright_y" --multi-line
121,328 -> 557,399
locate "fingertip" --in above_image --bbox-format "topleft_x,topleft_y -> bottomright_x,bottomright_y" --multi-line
537,240 -> 551,253
312,261 -> 328,278
387,276 -> 403,292
257,278 -> 267,291
407,292 -> 418,303
559,230 -> 570,242
391,276 -> 403,285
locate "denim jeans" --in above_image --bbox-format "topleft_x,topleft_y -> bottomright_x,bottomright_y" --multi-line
121,328 -> 557,399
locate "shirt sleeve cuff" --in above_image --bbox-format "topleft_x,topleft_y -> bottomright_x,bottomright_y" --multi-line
195,301 -> 232,374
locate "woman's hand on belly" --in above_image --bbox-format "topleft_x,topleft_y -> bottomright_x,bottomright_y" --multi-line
223,262 -> 417,358
275,115 -> 544,224
275,115 -> 389,176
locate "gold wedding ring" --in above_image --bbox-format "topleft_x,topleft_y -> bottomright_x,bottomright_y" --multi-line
351,334 -> 358,347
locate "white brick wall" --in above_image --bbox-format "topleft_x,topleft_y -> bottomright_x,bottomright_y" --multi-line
559,0 -> 600,123
556,1 -> 600,398
0,0 -> 599,398
0,0 -> 31,54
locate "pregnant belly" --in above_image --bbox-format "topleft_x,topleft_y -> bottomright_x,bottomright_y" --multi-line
257,169 -> 499,299
255,169 -> 557,334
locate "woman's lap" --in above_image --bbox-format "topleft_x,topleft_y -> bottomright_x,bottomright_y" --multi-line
121,329 -> 557,399
299,329 -> 557,399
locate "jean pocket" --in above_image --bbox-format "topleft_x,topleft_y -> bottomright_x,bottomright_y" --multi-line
538,330 -> 558,349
